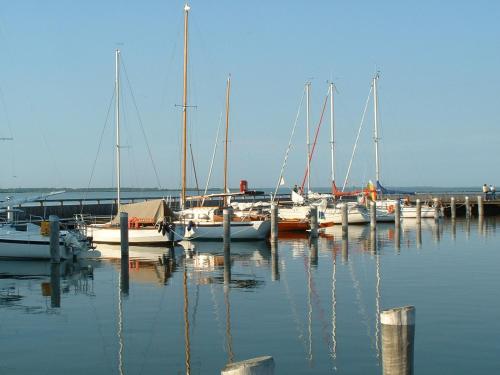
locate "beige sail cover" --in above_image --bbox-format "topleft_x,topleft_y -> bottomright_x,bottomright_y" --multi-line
111,199 -> 173,224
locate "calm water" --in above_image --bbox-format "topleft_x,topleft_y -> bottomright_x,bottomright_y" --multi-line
1,217 -> 499,374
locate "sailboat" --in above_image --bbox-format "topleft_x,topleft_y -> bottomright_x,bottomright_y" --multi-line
174,5 -> 270,241
83,50 -> 173,245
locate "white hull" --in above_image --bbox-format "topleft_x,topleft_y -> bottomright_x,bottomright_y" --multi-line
96,243 -> 171,260
177,220 -> 271,241
375,200 -> 397,222
401,206 -> 442,218
278,206 -> 311,221
0,223 -> 88,260
88,225 -> 168,245
319,204 -> 370,225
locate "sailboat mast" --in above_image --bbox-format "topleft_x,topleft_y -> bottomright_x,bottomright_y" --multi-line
329,82 -> 335,186
115,49 -> 121,210
306,81 -> 311,194
373,72 -> 380,184
181,3 -> 190,209
223,75 -> 231,207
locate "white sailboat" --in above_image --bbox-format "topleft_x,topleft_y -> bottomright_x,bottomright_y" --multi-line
83,50 -> 172,245
174,5 -> 270,241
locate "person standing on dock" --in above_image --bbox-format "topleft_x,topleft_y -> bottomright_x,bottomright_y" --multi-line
490,184 -> 496,200
483,184 -> 489,200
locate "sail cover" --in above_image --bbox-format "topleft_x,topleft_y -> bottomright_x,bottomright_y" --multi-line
111,199 -> 173,224
376,181 -> 415,195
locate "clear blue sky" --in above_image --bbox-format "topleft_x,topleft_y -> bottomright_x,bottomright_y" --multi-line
0,0 -> 498,189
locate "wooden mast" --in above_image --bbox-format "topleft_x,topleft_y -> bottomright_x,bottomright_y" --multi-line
223,75 -> 231,207
181,3 -> 190,209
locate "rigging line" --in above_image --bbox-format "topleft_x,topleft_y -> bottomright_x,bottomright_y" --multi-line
300,88 -> 330,193
82,88 -> 115,213
202,111 -> 223,206
342,85 -> 373,192
189,143 -> 201,195
272,87 -> 306,202
121,57 -> 163,189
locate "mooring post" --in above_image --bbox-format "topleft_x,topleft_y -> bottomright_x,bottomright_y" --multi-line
49,215 -> 60,263
310,237 -> 318,267
224,241 -> 231,285
477,196 -> 484,218
221,355 -> 275,375
309,206 -> 318,238
271,241 -> 279,281
223,208 -> 233,243
394,200 -> 401,227
370,201 -> 377,230
450,197 -> 456,220
120,211 -> 129,295
465,196 -> 471,218
433,198 -> 439,222
381,306 -> 415,375
342,237 -> 349,263
50,263 -> 61,308
341,203 -> 348,238
270,203 -> 278,242
395,226 -> 401,252
415,199 -> 421,224
416,224 -> 422,249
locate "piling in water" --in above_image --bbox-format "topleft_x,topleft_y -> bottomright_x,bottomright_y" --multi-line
120,212 -> 129,258
221,355 -> 275,375
450,197 -> 456,219
49,215 -> 60,263
465,196 -> 471,218
309,206 -> 318,238
477,196 -> 484,218
223,208 -> 232,243
270,204 -> 278,242
381,306 -> 415,375
310,237 -> 318,267
224,241 -> 231,285
394,200 -> 400,227
341,203 -> 348,237
50,263 -> 61,308
433,198 -> 439,222
271,241 -> 279,281
370,201 -> 376,230
415,199 -> 421,224
394,227 -> 400,252
342,238 -> 348,263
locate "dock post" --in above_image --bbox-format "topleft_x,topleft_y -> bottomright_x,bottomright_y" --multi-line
465,196 -> 471,218
271,241 -> 279,281
415,199 -> 421,224
49,215 -> 60,263
370,201 -> 377,230
416,224 -> 422,249
450,197 -> 456,219
223,208 -> 233,243
310,237 -> 318,267
342,237 -> 349,263
270,203 -> 278,242
394,200 -> 401,227
309,206 -> 318,238
120,212 -> 129,295
341,203 -> 348,238
381,306 -> 415,375
477,196 -> 484,218
221,355 -> 275,375
224,241 -> 231,285
395,226 -> 401,252
433,198 -> 439,222
50,263 -> 61,308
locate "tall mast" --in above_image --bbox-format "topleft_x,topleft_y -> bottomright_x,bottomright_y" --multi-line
223,75 -> 231,207
115,49 -> 121,210
329,82 -> 335,186
181,3 -> 190,209
306,81 -> 311,194
373,72 -> 380,184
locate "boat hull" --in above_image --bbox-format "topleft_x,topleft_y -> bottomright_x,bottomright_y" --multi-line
88,225 -> 169,245
177,220 -> 271,241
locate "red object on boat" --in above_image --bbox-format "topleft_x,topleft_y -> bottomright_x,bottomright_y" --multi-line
240,180 -> 248,192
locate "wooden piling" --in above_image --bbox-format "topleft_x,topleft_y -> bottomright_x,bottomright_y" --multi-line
450,197 -> 456,219
224,241 -> 231,285
370,201 -> 377,230
271,241 -> 279,281
221,355 -> 275,375
394,201 -> 400,227
50,263 -> 61,308
394,227 -> 400,252
120,212 -> 129,258
342,238 -> 348,264
477,196 -> 484,218
465,196 -> 470,218
309,206 -> 318,238
270,204 -> 278,242
49,215 -> 60,263
381,306 -> 415,375
415,199 -> 421,224
120,212 -> 129,295
433,198 -> 439,222
310,237 -> 318,267
223,208 -> 233,242
341,203 -> 348,237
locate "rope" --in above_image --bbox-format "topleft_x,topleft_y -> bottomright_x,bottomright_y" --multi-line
300,88 -> 329,193
272,87 -> 306,202
342,85 -> 373,192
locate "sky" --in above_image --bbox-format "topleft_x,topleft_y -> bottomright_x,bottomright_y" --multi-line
0,0 -> 498,190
